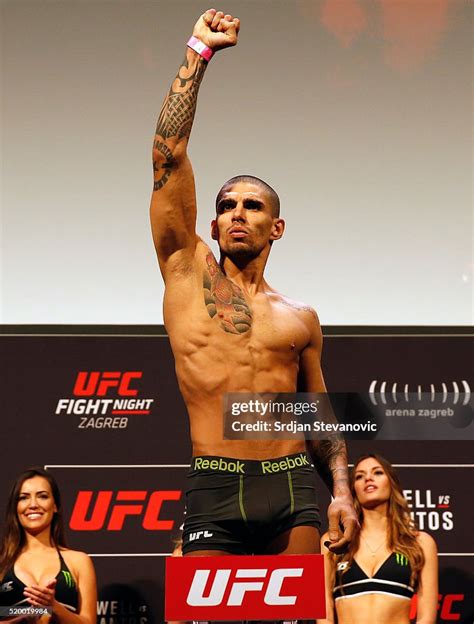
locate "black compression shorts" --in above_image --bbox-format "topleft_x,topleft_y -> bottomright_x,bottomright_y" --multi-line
182,452 -> 321,555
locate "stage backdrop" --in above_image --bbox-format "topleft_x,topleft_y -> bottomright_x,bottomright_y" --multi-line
0,326 -> 472,624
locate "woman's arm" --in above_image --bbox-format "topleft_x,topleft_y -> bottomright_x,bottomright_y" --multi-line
415,532 -> 438,624
316,532 -> 337,624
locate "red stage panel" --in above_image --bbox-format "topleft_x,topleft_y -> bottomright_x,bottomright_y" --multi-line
165,554 -> 325,621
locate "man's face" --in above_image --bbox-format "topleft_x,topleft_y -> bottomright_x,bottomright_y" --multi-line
211,182 -> 284,259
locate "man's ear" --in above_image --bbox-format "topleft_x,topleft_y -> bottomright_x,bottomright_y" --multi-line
270,218 -> 285,242
211,219 -> 218,240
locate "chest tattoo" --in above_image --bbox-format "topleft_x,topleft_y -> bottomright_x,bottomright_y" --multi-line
203,253 -> 252,334
279,298 -> 317,319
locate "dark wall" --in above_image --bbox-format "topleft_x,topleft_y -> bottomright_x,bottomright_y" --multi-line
0,326 -> 472,623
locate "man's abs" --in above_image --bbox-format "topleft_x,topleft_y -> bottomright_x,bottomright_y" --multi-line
163,247 -> 316,459
175,352 -> 307,459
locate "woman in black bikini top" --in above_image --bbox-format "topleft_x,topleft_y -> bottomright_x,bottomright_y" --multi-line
0,468 -> 96,623
319,454 -> 438,624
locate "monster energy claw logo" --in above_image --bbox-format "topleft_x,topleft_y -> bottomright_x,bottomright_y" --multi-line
62,570 -> 75,587
395,552 -> 408,566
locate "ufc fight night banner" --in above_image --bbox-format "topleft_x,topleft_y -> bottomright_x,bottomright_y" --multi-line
0,326 -> 472,623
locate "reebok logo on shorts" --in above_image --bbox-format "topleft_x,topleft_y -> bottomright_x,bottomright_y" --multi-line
192,453 -> 311,476
261,453 -> 310,474
194,457 -> 245,473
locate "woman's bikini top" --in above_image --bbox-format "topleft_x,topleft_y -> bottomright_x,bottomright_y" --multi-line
0,549 -> 78,613
333,551 -> 415,601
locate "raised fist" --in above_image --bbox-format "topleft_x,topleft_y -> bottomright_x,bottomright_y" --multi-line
192,8 -> 240,51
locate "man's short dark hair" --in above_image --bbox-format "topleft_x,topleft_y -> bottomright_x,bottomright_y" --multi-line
215,175 -> 280,217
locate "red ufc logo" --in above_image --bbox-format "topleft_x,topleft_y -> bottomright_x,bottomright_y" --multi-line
187,568 -> 303,606
73,371 -> 142,397
69,490 -> 181,531
165,554 -> 325,621
410,594 -> 465,621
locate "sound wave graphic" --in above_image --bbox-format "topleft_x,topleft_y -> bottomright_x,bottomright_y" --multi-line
368,380 -> 471,406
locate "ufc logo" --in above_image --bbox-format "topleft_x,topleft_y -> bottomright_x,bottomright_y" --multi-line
73,371 -> 142,397
187,568 -> 303,607
188,530 -> 213,541
165,554 -> 325,620
410,593 -> 465,621
69,490 -> 181,531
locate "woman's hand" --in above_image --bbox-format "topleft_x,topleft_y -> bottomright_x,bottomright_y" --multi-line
23,578 -> 56,608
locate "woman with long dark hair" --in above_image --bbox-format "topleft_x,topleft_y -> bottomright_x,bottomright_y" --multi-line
0,468 -> 96,622
319,454 -> 437,624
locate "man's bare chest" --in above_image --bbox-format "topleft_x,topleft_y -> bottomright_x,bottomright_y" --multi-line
169,298 -> 308,366
204,254 -> 309,344
165,252 -> 313,356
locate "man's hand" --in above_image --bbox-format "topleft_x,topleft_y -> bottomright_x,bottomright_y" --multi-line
192,8 -> 240,51
325,494 -> 359,554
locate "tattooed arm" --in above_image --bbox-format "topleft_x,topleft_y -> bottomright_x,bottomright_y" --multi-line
298,312 -> 359,552
150,9 -> 240,278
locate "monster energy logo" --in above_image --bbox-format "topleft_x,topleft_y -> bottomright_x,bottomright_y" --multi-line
62,570 -> 75,588
395,552 -> 409,566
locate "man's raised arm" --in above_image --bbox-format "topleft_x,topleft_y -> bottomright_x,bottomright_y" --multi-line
150,9 -> 239,277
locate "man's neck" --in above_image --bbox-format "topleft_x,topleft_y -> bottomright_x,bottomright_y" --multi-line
220,254 -> 269,295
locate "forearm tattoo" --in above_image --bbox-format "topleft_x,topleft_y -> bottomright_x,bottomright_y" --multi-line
153,141 -> 175,190
314,436 -> 350,495
203,253 -> 252,334
153,52 -> 207,190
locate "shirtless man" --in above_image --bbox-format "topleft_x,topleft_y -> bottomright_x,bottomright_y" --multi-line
151,9 -> 358,558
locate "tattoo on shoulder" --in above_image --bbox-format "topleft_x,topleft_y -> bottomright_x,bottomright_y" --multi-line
203,253 -> 252,334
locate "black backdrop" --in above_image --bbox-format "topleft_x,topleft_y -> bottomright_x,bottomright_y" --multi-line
0,326 -> 472,624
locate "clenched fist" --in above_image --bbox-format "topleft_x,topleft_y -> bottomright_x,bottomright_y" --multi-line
192,8 -> 240,51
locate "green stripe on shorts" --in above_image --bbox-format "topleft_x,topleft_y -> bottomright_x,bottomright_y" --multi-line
287,471 -> 295,514
239,475 -> 248,523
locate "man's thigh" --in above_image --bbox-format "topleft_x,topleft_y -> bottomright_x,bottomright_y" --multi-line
265,525 -> 321,555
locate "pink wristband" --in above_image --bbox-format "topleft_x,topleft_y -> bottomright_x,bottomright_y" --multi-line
187,36 -> 214,62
